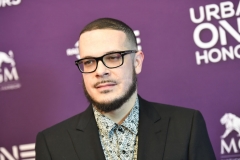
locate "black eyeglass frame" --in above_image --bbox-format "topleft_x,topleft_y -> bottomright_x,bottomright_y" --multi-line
75,50 -> 137,73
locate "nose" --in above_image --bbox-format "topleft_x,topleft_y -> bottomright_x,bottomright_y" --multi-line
95,60 -> 109,78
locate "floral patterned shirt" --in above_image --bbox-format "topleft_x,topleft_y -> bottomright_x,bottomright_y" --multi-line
93,97 -> 139,160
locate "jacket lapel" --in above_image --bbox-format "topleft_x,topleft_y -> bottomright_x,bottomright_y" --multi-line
137,97 -> 170,160
67,105 -> 106,160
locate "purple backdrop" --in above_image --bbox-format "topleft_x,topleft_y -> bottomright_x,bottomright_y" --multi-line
1,0 -> 240,160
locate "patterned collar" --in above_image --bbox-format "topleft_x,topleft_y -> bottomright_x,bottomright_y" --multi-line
93,97 -> 139,138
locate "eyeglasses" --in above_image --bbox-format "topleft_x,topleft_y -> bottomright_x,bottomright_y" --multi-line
75,50 -> 137,73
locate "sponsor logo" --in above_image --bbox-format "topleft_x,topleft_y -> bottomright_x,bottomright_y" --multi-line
220,113 -> 240,160
0,50 -> 21,91
66,41 -> 80,59
134,30 -> 142,51
221,113 -> 240,139
0,0 -> 21,7
66,30 -> 142,59
0,143 -> 35,160
189,1 -> 240,65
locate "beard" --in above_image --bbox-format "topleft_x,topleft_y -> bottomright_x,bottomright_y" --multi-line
83,68 -> 137,113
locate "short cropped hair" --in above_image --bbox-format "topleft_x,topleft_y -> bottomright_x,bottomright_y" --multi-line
80,18 -> 137,49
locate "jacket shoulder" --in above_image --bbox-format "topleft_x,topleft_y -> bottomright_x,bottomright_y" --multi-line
152,101 -> 197,116
140,96 -> 198,118
40,108 -> 88,136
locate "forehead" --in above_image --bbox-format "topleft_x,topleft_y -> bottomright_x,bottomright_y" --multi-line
79,29 -> 128,58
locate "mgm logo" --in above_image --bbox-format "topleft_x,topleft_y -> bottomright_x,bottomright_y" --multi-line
220,113 -> 240,159
0,50 -> 21,91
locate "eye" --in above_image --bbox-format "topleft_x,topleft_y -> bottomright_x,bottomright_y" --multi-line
105,53 -> 121,61
82,59 -> 95,66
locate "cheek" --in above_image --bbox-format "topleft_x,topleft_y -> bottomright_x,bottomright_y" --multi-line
119,67 -> 133,87
83,76 -> 93,91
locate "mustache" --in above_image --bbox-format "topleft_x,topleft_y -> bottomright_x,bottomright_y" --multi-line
93,80 -> 117,88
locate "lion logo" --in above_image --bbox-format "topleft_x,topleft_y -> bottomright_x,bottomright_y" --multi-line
0,50 -> 15,68
220,113 -> 240,138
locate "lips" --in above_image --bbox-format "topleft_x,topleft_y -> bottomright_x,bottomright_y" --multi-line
95,83 -> 116,89
94,80 -> 117,90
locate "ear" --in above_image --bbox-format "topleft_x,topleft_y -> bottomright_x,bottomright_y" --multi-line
134,51 -> 144,74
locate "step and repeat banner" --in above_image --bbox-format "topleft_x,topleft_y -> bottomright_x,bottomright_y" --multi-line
0,0 -> 240,160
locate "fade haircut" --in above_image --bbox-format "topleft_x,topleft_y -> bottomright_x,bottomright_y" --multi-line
80,18 -> 137,49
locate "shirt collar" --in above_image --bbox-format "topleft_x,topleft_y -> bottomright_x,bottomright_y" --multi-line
93,96 -> 139,138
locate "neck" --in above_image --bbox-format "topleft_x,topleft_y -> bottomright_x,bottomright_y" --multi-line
101,91 -> 137,124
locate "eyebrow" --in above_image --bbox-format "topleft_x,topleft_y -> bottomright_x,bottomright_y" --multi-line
81,50 -> 124,59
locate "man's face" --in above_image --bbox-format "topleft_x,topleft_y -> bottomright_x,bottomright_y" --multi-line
79,29 -> 143,112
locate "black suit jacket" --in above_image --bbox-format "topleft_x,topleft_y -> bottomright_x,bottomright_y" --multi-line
35,96 -> 216,160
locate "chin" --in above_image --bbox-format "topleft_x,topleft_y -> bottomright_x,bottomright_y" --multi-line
93,93 -> 118,103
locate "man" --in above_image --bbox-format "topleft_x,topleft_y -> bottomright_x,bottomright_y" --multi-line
35,18 -> 216,160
